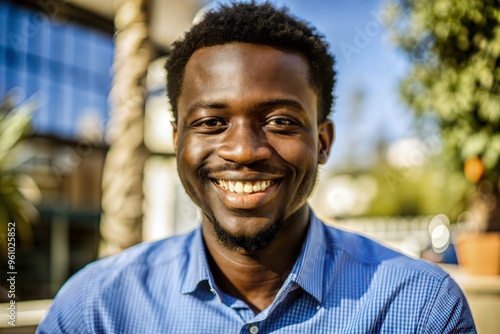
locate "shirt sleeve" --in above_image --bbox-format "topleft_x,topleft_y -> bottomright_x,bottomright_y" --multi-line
423,275 -> 477,333
36,268 -> 91,334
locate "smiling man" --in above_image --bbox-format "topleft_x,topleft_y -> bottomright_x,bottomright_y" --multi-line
37,2 -> 476,333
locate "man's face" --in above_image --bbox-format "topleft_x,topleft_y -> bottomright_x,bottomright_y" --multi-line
174,43 -> 333,251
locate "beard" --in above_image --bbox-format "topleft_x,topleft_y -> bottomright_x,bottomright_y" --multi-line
210,212 -> 286,253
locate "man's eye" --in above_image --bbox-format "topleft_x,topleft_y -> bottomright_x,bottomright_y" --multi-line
191,118 -> 226,133
195,119 -> 225,127
267,118 -> 295,126
202,119 -> 224,127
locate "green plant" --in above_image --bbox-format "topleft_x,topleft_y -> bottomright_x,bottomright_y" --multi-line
0,97 -> 38,255
388,0 -> 500,230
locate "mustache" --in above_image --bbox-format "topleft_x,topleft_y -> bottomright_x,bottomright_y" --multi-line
198,162 -> 286,181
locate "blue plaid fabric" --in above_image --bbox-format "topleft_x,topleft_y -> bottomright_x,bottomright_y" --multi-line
37,210 -> 476,333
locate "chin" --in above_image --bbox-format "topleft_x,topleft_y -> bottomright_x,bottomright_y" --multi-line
210,212 -> 285,252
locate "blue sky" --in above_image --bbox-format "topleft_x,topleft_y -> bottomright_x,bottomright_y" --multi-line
208,0 -> 415,170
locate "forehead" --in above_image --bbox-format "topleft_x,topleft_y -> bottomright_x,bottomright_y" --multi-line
178,43 -> 316,113
186,42 -> 310,75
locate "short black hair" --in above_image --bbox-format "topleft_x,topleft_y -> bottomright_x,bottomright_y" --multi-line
166,1 -> 335,122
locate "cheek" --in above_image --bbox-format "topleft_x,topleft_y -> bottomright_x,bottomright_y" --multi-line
268,134 -> 318,167
177,135 -> 208,168
176,136 -> 209,196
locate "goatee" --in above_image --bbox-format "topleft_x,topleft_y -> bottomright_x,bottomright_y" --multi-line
210,212 -> 285,253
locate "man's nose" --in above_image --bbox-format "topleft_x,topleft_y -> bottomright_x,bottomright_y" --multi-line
216,123 -> 272,164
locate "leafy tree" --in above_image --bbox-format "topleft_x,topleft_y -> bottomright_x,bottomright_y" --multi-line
389,0 -> 500,230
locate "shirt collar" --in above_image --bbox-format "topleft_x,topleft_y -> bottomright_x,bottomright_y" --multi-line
180,209 -> 327,304
180,227 -> 212,294
287,211 -> 326,304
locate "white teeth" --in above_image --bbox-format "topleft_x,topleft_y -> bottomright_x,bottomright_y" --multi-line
234,182 -> 244,194
215,180 -> 274,194
243,182 -> 253,193
253,183 -> 261,192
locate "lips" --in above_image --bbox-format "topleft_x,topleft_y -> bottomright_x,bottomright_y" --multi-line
214,180 -> 274,194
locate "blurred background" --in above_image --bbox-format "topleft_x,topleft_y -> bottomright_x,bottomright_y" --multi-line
0,0 -> 499,332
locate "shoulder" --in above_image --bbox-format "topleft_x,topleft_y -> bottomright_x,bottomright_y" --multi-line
319,223 -> 476,332
80,229 -> 197,288
91,230 -> 195,273
73,230 -> 196,290
322,223 -> 448,281
37,230 -> 197,333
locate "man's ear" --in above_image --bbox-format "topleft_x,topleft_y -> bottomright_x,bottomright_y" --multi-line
171,121 -> 178,153
318,119 -> 334,164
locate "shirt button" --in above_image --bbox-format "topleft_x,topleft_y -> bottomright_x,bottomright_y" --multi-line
249,325 -> 259,334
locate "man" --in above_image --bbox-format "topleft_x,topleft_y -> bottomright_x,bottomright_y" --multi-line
38,2 -> 476,333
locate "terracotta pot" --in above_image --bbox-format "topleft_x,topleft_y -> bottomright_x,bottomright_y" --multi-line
455,232 -> 500,276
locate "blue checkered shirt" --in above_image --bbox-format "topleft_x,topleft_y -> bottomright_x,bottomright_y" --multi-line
37,211 -> 476,333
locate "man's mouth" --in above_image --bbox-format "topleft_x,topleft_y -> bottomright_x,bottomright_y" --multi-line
213,180 -> 275,194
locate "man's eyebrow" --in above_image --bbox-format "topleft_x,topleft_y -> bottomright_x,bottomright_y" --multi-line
185,99 -> 305,116
258,99 -> 305,112
186,101 -> 226,116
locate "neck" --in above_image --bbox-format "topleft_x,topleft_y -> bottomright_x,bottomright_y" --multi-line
202,207 -> 310,314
